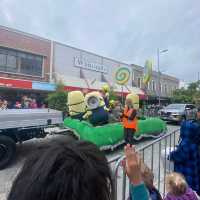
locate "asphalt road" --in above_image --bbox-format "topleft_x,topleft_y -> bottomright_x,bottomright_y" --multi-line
0,124 -> 179,200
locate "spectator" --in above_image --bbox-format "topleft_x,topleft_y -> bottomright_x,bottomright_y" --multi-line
129,160 -> 162,200
124,144 -> 149,200
21,96 -> 31,109
169,111 -> 200,194
0,98 -> 4,110
2,100 -> 8,110
8,141 -> 149,200
14,101 -> 22,109
8,141 -> 113,200
141,162 -> 162,200
30,98 -> 38,109
164,172 -> 200,200
41,102 -> 47,108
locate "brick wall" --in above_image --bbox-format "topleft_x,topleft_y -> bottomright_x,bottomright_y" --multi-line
0,26 -> 51,82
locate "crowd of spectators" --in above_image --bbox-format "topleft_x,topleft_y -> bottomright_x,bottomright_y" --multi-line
3,98 -> 200,199
7,131 -> 200,200
0,95 -> 46,110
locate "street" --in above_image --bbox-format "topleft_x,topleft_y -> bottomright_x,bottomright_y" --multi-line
0,124 -> 179,200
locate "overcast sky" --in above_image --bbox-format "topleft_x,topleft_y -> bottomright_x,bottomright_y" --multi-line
0,0 -> 199,82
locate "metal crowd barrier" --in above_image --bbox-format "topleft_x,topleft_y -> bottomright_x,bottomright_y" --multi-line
110,129 -> 180,200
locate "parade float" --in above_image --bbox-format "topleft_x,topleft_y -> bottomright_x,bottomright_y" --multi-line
63,63 -> 167,150
64,117 -> 166,150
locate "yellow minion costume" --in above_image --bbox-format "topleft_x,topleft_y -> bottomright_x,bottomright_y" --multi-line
101,84 -> 110,108
84,91 -> 109,126
67,91 -> 86,120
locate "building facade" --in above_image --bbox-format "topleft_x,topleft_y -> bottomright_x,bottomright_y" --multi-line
0,25 -> 179,103
131,64 -> 179,99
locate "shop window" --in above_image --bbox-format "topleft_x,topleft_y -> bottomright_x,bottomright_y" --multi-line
160,84 -> 163,93
21,56 -> 42,76
7,55 -> 17,72
0,47 -> 43,77
137,77 -> 141,88
147,82 -> 151,90
0,53 -> 6,70
164,84 -> 167,93
152,80 -> 156,91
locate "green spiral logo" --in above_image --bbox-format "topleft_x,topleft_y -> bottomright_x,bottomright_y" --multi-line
115,67 -> 130,85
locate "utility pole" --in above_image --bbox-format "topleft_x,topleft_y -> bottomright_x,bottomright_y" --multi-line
157,48 -> 161,106
157,48 -> 168,106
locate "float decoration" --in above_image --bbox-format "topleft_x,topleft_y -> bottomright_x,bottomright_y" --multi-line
115,67 -> 131,103
64,117 -> 167,150
143,60 -> 153,85
115,67 -> 131,85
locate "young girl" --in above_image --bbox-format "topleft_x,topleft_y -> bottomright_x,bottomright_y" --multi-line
164,172 -> 200,200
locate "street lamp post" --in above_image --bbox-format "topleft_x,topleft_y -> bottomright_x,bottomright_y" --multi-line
157,48 -> 168,106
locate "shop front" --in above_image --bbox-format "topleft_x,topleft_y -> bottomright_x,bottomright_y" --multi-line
0,77 -> 56,108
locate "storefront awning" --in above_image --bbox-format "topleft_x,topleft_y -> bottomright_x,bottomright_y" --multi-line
0,77 -> 55,91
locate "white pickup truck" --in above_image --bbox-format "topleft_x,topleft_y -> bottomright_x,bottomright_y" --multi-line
0,109 -> 63,169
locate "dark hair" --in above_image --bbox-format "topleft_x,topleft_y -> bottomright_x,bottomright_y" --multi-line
8,141 -> 113,200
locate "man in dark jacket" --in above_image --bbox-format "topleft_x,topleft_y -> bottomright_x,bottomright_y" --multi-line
169,108 -> 200,194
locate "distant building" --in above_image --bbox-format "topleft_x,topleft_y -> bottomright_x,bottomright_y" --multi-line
0,25 -> 179,104
179,81 -> 189,89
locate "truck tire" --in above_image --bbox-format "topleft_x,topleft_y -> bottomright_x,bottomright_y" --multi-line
0,135 -> 16,170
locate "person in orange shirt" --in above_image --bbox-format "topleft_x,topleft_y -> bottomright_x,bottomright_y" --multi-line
122,94 -> 139,145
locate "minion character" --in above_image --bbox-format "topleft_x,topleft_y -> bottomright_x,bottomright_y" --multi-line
84,91 -> 109,126
122,93 -> 139,145
67,91 -> 86,120
101,84 -> 110,108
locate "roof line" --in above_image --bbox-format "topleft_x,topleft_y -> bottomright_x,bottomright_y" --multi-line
0,25 -> 50,42
0,25 -> 179,81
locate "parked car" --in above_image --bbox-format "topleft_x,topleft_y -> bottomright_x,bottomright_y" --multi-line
159,103 -> 197,122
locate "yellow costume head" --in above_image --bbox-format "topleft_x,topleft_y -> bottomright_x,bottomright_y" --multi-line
67,91 -> 86,116
109,100 -> 115,109
102,84 -> 110,93
85,91 -> 105,110
125,93 -> 139,110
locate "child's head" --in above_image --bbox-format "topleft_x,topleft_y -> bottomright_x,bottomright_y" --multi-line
166,172 -> 188,196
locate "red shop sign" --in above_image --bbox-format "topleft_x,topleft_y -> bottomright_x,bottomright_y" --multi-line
0,78 -> 32,89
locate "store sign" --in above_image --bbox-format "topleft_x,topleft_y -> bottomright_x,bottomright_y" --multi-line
0,78 -> 32,89
32,82 -> 56,91
74,57 -> 108,73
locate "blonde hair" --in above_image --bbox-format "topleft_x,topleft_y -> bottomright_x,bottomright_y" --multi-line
166,172 -> 188,196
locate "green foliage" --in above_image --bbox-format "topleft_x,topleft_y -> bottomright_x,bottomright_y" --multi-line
172,81 -> 200,105
47,82 -> 68,113
109,87 -> 118,101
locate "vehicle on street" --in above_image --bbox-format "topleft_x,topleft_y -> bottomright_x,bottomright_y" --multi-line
0,109 -> 63,170
159,103 -> 197,122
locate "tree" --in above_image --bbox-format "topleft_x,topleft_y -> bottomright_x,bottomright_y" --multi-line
172,81 -> 200,105
47,82 -> 68,113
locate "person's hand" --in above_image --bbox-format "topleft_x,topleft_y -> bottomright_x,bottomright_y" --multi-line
124,144 -> 143,185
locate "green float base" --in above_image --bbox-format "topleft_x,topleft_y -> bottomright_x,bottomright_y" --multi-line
64,117 -> 167,150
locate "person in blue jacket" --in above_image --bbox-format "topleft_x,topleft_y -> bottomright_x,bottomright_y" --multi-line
8,141 -> 149,200
169,108 -> 200,195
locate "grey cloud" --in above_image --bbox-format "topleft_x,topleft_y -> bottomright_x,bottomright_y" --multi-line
0,0 -> 199,82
